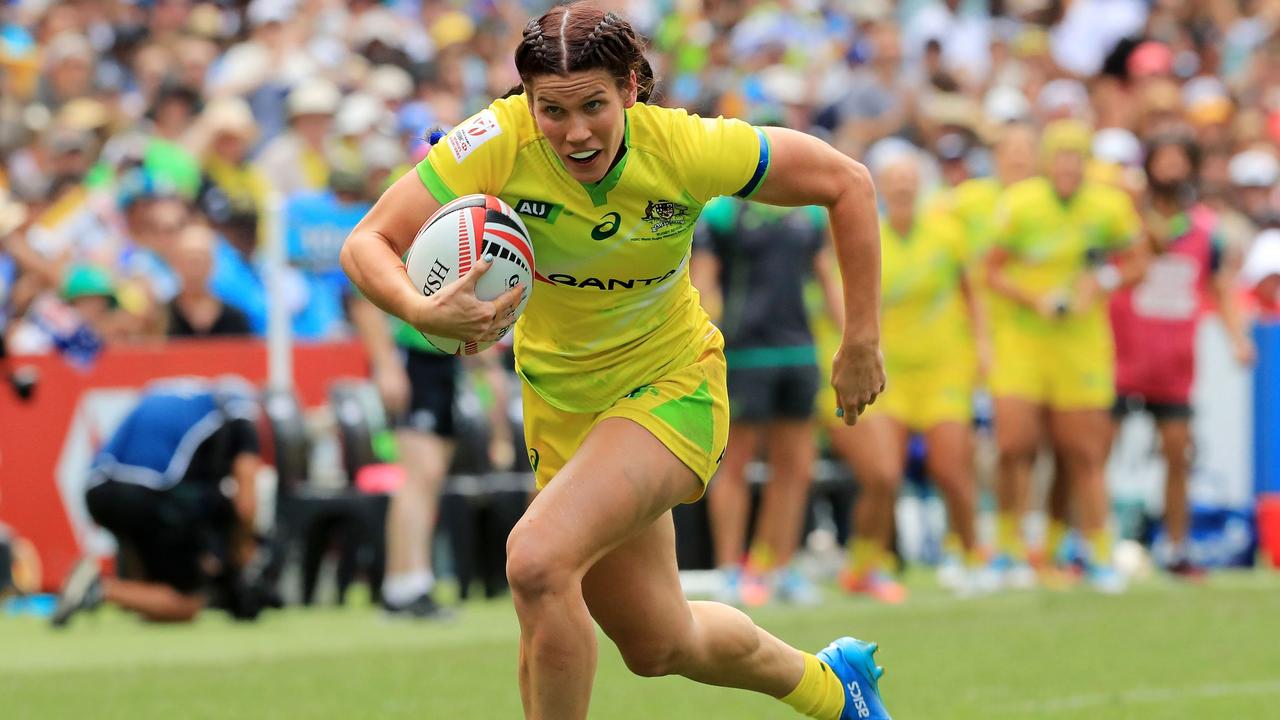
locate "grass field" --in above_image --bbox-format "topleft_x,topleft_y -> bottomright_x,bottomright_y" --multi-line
6,571 -> 1280,719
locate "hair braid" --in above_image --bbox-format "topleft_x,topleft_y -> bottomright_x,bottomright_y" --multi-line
523,18 -> 553,69
515,4 -> 656,104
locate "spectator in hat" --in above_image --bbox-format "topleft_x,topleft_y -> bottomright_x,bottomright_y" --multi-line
1244,228 -> 1280,316
1036,78 -> 1090,123
257,79 -> 341,196
60,264 -> 131,345
1228,148 -> 1280,234
37,33 -> 95,109
332,92 -> 393,157
190,97 -> 268,244
935,131 -> 974,189
115,171 -> 192,323
364,64 -> 415,115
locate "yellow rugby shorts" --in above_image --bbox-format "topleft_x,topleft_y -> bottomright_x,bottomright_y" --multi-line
521,345 -> 730,502
989,328 -> 1114,410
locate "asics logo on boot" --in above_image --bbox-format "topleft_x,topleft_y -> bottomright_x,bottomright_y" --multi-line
847,680 -> 871,718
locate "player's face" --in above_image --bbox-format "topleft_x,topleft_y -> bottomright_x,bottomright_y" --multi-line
528,69 -> 637,183
1049,150 -> 1085,198
878,159 -> 919,217
1149,144 -> 1192,188
995,126 -> 1036,184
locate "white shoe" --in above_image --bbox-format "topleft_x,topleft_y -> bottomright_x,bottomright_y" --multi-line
936,556 -> 966,592
1087,564 -> 1128,595
715,566 -> 743,606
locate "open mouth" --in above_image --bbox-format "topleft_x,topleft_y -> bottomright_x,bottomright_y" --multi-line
567,149 -> 601,165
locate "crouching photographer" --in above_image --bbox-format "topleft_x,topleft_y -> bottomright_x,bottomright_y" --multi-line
52,376 -> 279,626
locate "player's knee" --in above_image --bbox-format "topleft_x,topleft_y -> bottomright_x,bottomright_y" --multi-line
997,441 -> 1036,467
859,468 -> 900,498
505,531 -> 573,600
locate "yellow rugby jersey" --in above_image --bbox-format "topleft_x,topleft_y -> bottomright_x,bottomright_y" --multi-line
945,177 -> 1002,255
880,209 -> 973,370
992,176 -> 1139,336
416,95 -> 770,413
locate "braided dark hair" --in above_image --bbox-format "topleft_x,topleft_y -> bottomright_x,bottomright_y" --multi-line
513,2 -> 655,103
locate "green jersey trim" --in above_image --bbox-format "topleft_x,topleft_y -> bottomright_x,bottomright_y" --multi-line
582,114 -> 632,208
724,345 -> 817,369
417,160 -> 459,205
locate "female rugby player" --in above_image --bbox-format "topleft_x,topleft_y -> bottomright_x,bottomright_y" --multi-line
342,4 -> 888,718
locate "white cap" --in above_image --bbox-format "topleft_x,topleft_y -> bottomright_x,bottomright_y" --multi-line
984,85 -> 1030,124
248,0 -> 295,27
287,78 -> 340,117
761,66 -> 806,106
45,32 -> 93,66
865,137 -> 922,175
200,96 -> 258,141
1182,75 -> 1229,109
353,10 -> 404,49
1243,229 -> 1280,287
362,134 -> 406,171
335,93 -> 389,137
1092,127 -> 1142,167
1037,79 -> 1089,117
1229,149 -> 1280,188
0,190 -> 28,237
364,65 -> 414,104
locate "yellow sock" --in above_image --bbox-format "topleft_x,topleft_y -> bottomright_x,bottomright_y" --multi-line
943,532 -> 963,557
996,513 -> 1024,559
780,652 -> 846,720
1045,519 -> 1069,560
964,546 -> 984,568
1089,528 -> 1112,566
747,540 -> 776,574
846,538 -> 879,577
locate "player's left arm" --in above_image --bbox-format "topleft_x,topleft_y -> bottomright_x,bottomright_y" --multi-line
751,127 -> 884,423
1208,234 -> 1257,365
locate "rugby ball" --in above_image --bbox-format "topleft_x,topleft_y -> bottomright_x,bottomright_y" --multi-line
404,194 -> 535,355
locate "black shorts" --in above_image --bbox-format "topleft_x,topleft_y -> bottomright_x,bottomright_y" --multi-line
85,480 -> 234,594
727,364 -> 819,423
396,347 -> 459,437
1112,394 -> 1193,422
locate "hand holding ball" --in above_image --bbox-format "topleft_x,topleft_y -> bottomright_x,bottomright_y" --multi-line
404,195 -> 536,355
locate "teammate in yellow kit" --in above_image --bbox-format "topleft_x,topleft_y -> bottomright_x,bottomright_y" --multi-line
832,147 -> 986,603
985,120 -> 1143,593
342,4 -> 889,719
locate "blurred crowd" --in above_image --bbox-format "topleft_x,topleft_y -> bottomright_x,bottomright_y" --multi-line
3,0 -> 1280,361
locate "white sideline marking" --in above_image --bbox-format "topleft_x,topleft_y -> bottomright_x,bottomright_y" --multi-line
997,679 -> 1280,714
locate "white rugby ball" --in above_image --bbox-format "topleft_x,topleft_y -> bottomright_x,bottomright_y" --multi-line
404,194 -> 535,355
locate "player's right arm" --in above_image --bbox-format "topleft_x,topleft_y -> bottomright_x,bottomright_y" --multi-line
985,189 -> 1060,319
341,109 -> 523,344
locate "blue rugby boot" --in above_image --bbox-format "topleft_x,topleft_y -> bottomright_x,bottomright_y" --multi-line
817,637 -> 890,719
